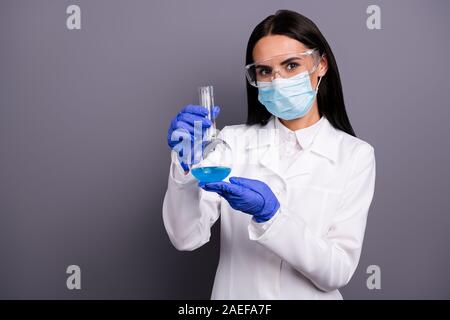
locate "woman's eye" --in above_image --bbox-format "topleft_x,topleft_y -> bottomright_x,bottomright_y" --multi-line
258,68 -> 272,76
286,62 -> 299,71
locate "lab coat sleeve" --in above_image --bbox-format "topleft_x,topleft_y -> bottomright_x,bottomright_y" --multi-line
162,152 -> 221,251
248,144 -> 376,292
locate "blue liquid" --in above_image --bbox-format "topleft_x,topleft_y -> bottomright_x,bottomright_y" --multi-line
191,166 -> 231,183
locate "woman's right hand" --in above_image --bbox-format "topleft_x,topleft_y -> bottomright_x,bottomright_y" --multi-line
167,104 -> 220,171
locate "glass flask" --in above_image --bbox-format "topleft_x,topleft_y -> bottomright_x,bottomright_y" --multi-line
190,85 -> 233,183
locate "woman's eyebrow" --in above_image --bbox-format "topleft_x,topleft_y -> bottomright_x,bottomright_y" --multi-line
280,57 -> 302,65
255,57 -> 301,68
255,63 -> 272,68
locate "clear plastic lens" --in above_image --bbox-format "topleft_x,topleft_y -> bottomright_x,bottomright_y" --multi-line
245,49 -> 321,87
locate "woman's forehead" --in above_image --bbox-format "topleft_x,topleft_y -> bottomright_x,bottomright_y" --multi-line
252,35 -> 307,61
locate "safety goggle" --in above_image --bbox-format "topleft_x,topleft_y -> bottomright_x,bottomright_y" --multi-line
244,49 -> 323,87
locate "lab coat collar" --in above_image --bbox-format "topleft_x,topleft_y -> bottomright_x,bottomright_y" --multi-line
274,116 -> 325,151
247,116 -> 340,178
308,117 -> 341,163
246,116 -> 341,163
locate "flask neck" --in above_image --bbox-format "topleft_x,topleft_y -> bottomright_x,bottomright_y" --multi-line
198,85 -> 216,140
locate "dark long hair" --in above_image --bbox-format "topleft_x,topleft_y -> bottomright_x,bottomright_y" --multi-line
245,10 -> 356,137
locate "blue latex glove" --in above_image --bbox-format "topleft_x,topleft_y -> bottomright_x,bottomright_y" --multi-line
200,177 -> 280,223
167,104 -> 220,171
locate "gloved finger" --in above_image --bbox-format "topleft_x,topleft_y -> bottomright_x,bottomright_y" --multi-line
229,176 -> 268,194
212,106 -> 220,120
172,122 -> 210,140
180,104 -> 209,117
199,183 -> 226,197
174,121 -> 194,134
177,112 -> 212,127
167,119 -> 176,145
168,115 -> 179,134
168,127 -> 191,149
202,187 -> 238,202
199,181 -> 227,192
200,186 -> 227,198
201,181 -> 244,196
180,162 -> 189,172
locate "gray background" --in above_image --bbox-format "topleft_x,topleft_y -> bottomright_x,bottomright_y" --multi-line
1,0 -> 449,299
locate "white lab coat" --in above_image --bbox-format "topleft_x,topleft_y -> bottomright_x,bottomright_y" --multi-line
162,116 -> 376,300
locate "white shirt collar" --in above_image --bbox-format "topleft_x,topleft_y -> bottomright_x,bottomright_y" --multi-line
274,116 -> 326,150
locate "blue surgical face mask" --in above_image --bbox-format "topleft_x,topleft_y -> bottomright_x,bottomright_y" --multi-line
257,71 -> 322,120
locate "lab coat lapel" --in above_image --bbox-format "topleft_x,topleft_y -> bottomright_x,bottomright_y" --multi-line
257,119 -> 284,177
250,118 -> 310,178
246,116 -> 339,179
259,142 -> 284,177
284,117 -> 340,179
283,148 -> 312,179
256,117 -> 311,179
246,118 -> 283,178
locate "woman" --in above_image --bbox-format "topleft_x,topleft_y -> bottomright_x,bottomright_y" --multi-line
163,10 -> 376,300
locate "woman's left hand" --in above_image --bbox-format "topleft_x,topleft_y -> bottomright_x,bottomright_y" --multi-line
200,177 -> 280,223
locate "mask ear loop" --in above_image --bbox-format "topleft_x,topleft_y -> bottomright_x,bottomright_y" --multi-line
315,76 -> 323,93
311,52 -> 325,93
